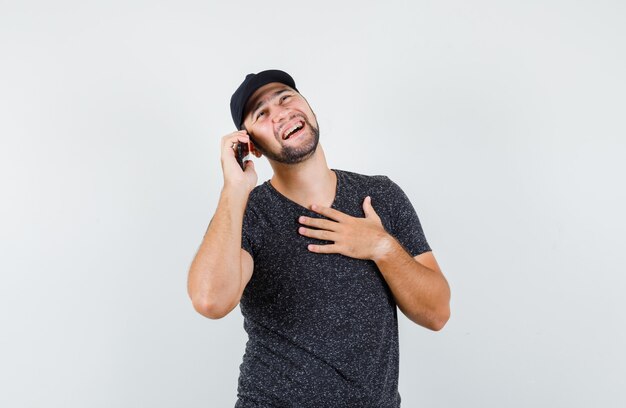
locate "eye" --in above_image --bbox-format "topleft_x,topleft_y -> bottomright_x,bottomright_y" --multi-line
255,110 -> 265,120
281,95 -> 291,102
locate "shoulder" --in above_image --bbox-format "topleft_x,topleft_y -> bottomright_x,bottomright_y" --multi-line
246,182 -> 273,207
334,169 -> 394,191
334,169 -> 405,199
243,183 -> 274,224
249,181 -> 270,198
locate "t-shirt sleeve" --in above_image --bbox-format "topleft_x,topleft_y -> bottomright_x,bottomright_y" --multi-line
241,205 -> 257,259
383,178 -> 431,257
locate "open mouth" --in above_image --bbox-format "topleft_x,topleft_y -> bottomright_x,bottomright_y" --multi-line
282,121 -> 305,140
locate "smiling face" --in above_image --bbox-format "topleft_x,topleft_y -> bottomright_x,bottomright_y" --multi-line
242,82 -> 320,164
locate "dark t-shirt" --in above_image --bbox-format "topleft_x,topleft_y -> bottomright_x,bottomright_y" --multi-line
236,169 -> 431,408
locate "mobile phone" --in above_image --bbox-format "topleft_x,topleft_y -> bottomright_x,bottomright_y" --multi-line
235,141 -> 250,170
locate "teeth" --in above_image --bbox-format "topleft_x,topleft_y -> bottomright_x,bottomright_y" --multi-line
283,122 -> 303,139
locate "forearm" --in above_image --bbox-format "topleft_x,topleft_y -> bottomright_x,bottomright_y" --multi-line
187,185 -> 250,317
373,237 -> 450,330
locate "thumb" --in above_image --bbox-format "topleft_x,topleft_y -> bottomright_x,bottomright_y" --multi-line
244,159 -> 256,172
362,196 -> 378,218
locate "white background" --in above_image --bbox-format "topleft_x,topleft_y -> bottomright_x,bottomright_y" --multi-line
1,1 -> 625,407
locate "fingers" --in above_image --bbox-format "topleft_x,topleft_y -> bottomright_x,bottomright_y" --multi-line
298,226 -> 336,241
298,216 -> 337,231
222,130 -> 250,152
309,204 -> 346,221
298,215 -> 339,250
220,130 -> 257,189
306,243 -> 338,254
220,131 -> 251,174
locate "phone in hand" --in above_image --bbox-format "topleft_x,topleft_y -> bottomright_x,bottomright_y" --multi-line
235,141 -> 250,170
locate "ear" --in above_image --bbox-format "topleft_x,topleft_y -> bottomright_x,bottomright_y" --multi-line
249,140 -> 263,158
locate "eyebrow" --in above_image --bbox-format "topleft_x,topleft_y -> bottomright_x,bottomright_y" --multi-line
249,88 -> 294,120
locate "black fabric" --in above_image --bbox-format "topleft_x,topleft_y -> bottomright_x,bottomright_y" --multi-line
230,69 -> 298,129
236,169 -> 431,407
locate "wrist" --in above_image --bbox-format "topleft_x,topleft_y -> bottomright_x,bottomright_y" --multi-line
371,232 -> 399,263
220,184 -> 252,212
223,181 -> 253,197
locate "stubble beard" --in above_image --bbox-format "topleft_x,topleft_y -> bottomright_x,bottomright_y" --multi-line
252,116 -> 320,165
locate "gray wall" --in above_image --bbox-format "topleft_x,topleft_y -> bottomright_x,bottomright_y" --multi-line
1,0 -> 625,406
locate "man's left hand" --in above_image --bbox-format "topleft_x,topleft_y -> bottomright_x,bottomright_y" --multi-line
298,196 -> 393,261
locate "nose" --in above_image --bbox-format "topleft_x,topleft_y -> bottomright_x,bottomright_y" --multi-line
272,106 -> 290,123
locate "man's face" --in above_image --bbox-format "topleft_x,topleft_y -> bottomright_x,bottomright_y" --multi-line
242,82 -> 320,164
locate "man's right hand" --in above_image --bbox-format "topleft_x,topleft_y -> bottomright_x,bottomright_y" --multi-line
221,130 -> 257,193
188,130 -> 257,319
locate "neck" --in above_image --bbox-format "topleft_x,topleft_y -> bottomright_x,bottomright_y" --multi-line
268,144 -> 337,209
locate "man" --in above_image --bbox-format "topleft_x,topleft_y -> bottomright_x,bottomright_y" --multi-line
187,70 -> 451,407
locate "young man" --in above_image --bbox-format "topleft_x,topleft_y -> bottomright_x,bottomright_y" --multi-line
188,70 -> 451,407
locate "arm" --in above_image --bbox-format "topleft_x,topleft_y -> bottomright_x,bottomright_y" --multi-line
187,131 -> 256,319
373,244 -> 450,330
297,197 -> 451,331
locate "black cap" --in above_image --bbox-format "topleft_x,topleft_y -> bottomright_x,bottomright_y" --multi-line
230,69 -> 298,129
